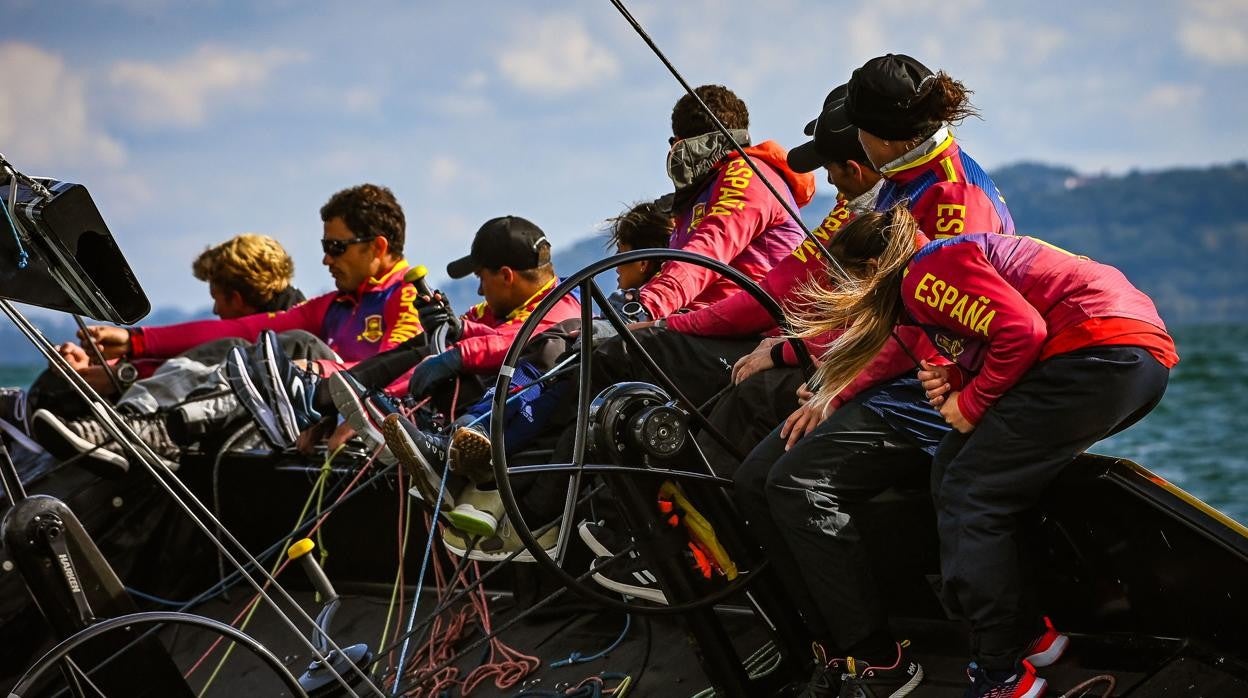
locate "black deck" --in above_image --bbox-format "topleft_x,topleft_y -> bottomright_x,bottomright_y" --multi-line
6,444 -> 1248,696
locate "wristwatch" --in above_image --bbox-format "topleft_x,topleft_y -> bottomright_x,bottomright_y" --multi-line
115,361 -> 139,388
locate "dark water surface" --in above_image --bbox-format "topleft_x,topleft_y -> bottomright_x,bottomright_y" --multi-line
1,324 -> 1245,521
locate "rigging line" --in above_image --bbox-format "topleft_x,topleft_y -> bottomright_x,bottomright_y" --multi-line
42,460 -> 386,698
389,544 -> 639,697
0,302 -> 382,698
192,451 -> 341,693
367,482 -> 609,675
604,0 -> 845,278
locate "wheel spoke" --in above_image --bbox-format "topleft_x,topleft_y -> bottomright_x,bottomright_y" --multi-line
504,462 -> 733,487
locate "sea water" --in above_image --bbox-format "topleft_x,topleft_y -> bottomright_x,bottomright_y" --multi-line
1,324 -> 1245,521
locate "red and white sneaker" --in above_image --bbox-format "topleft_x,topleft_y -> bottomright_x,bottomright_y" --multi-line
965,660 -> 1046,698
1022,616 -> 1069,668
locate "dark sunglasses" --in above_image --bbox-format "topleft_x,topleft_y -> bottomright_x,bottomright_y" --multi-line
321,235 -> 376,257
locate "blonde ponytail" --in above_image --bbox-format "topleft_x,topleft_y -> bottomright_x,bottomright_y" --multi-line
788,204 -> 919,411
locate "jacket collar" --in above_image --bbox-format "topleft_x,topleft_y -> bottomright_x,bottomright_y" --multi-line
880,127 -> 956,184
338,259 -> 410,302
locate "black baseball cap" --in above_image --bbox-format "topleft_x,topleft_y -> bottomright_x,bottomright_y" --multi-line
786,84 -> 870,174
844,54 -> 939,141
446,215 -> 552,279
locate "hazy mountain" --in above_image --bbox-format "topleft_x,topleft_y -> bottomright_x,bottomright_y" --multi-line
1,161 -> 1244,366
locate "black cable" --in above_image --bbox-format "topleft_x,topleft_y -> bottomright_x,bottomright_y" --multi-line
634,616 -> 652,692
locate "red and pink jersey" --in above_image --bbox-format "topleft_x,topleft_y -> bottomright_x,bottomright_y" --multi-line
638,141 -> 816,318
455,277 -> 581,374
666,196 -> 853,337
668,136 -> 1013,343
133,260 -> 422,364
902,233 -> 1178,424
875,132 -> 1014,240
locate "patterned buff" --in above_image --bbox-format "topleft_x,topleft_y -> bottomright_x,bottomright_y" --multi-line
664,129 -> 751,211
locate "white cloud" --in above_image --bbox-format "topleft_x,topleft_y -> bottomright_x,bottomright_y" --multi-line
429,155 -> 462,187
1142,83 -> 1205,109
462,70 -> 489,90
108,44 -> 306,127
497,16 -> 619,94
0,42 -> 125,169
433,93 -> 493,118
342,86 -> 381,115
1179,0 -> 1248,65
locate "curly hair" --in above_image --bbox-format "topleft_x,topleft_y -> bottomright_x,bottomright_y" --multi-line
671,85 -> 749,140
192,233 -> 295,309
319,183 -> 406,256
606,200 -> 673,251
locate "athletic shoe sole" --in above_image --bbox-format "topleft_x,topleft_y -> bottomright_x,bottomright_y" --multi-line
588,555 -> 668,604
577,521 -> 616,557
1017,675 -> 1047,698
1025,633 -> 1069,668
31,409 -> 128,477
328,372 -> 395,464
447,502 -> 499,538
449,427 -> 494,484
223,347 -> 289,448
382,413 -> 453,514
258,332 -> 299,445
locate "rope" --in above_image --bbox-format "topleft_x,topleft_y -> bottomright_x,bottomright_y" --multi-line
377,454 -> 411,678
189,444 -> 369,694
0,157 -> 30,269
1059,674 -> 1117,698
370,484 -> 608,682
190,446 -> 344,693
459,561 -> 541,694
549,614 -> 630,668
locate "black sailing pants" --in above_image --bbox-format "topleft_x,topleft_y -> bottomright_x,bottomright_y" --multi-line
734,387 -> 935,653
933,346 -> 1169,671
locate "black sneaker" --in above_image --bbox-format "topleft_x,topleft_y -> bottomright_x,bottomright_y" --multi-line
256,330 -> 323,436
254,330 -> 299,444
797,643 -> 846,698
588,552 -> 668,604
381,413 -> 456,513
328,371 -> 399,464
839,642 -> 923,698
31,408 -> 179,478
964,660 -> 1046,698
578,520 -> 625,557
223,345 -> 288,448
579,520 -> 669,603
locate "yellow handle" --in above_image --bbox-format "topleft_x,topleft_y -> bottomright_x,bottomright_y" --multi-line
287,538 -> 315,561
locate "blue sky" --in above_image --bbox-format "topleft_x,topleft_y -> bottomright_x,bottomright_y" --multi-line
2,0 -> 1246,313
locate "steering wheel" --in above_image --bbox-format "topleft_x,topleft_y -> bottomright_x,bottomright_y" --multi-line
487,248 -> 812,614
8,611 -> 309,697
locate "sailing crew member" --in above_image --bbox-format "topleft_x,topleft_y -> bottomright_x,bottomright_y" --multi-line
796,205 -> 1175,698
33,184 -> 423,474
733,55 -> 1019,698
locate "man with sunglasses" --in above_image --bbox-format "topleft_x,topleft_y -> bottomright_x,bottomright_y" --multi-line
79,183 -> 423,396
